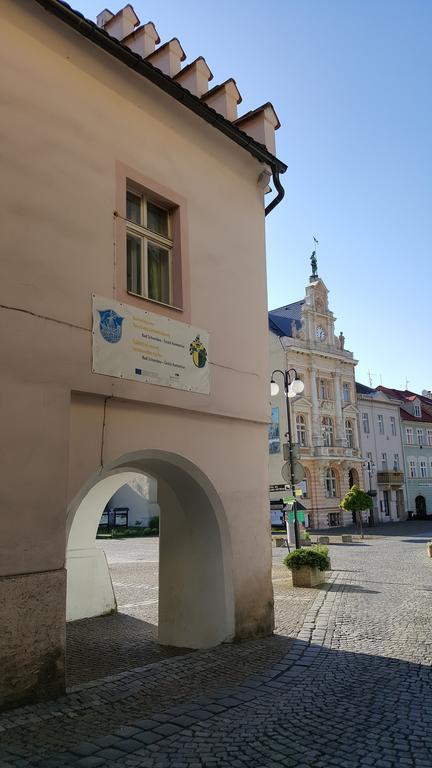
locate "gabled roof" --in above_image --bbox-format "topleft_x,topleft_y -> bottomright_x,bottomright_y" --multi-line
377,386 -> 432,423
269,301 -> 304,337
356,382 -> 375,395
33,0 -> 287,175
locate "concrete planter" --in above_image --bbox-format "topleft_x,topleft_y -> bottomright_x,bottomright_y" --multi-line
318,536 -> 330,545
427,543 -> 432,558
341,534 -> 353,543
300,539 -> 312,547
291,565 -> 326,588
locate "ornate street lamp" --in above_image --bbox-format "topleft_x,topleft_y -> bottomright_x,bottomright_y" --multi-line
270,368 -> 305,549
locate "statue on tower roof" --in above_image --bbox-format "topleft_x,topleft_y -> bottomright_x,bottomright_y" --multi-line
310,250 -> 318,278
310,236 -> 319,278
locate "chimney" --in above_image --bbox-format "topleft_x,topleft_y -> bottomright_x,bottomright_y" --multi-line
201,79 -> 242,122
173,57 -> 213,98
235,103 -> 280,155
123,22 -> 160,58
96,9 -> 114,27
146,38 -> 186,78
98,4 -> 140,41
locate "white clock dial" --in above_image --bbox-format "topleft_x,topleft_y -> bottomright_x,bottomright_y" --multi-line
315,325 -> 326,341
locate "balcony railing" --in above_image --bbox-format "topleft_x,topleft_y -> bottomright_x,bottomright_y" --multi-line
377,471 -> 404,486
314,445 -> 361,459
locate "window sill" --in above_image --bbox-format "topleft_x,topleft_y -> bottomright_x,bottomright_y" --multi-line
127,291 -> 183,313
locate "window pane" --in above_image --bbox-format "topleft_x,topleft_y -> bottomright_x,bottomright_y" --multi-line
127,191 -> 142,224
147,202 -> 169,237
148,242 -> 170,304
127,233 -> 142,294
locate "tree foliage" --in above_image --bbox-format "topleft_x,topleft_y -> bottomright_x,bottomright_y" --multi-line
340,485 -> 372,513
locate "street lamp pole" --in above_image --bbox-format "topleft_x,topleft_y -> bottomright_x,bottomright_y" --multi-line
363,459 -> 375,526
271,368 -> 304,550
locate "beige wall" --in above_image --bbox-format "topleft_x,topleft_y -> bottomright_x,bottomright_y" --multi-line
0,0 -> 274,707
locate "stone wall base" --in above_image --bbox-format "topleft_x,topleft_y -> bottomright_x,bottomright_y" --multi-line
0,569 -> 66,711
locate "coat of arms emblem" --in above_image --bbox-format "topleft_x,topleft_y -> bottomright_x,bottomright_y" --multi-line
98,309 -> 124,343
189,335 -> 207,368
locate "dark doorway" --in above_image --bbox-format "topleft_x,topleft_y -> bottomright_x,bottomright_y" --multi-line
415,495 -> 427,519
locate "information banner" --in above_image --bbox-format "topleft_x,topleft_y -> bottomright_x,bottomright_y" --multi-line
92,295 -> 210,394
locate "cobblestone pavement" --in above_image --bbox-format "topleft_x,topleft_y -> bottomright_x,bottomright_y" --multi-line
2,521 -> 432,767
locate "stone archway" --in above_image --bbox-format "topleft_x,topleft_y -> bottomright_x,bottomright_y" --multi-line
415,495 -> 427,519
66,450 -> 235,650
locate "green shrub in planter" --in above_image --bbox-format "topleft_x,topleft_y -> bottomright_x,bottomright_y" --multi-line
283,545 -> 330,572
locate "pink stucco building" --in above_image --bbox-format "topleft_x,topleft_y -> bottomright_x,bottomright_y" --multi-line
0,0 -> 287,708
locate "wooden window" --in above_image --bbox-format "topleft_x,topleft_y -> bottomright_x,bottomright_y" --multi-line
126,190 -> 173,305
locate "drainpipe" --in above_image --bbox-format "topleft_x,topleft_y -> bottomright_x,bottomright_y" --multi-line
265,167 -> 285,217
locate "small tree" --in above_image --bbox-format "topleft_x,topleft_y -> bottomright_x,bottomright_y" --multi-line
340,485 -> 372,539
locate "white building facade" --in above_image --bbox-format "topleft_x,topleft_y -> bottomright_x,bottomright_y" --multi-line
356,384 -> 407,523
269,267 -> 364,529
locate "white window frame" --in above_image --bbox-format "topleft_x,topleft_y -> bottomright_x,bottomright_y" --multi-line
406,427 -> 413,445
126,189 -> 173,306
296,414 -> 308,447
325,468 -> 337,498
390,416 -> 397,436
420,460 -> 427,478
393,454 -> 400,471
378,415 -> 384,435
417,428 -> 424,445
322,417 -> 334,447
409,459 -> 417,478
427,429 -> 432,446
381,452 -> 388,470
414,404 -> 421,418
362,413 -> 370,435
345,419 -> 354,448
342,382 -> 350,402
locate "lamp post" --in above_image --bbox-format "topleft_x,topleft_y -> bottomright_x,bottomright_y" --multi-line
363,458 -> 376,526
271,368 -> 305,549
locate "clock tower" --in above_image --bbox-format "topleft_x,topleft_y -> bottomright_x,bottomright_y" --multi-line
268,254 -> 363,529
301,269 -> 337,350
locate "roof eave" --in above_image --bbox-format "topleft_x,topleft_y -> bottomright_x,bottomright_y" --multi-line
33,0 -> 288,174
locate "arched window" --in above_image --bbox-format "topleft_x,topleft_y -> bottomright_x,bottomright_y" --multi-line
322,416 -> 334,447
325,468 -> 337,498
296,415 -> 308,447
349,468 -> 359,488
345,419 -> 354,448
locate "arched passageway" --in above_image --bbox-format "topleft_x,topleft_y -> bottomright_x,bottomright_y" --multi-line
66,451 -> 235,650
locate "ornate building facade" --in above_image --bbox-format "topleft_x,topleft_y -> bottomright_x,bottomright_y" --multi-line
269,263 -> 364,528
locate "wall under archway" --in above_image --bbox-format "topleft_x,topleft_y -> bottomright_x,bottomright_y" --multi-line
66,450 -> 235,650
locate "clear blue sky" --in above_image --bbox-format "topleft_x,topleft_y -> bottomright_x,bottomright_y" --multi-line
78,1 -> 432,393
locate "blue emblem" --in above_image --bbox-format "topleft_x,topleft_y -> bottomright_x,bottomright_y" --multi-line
98,309 -> 124,344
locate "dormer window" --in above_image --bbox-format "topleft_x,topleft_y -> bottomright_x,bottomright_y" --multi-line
414,404 -> 421,418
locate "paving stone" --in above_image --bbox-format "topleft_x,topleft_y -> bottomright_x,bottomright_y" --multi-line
3,523 -> 432,768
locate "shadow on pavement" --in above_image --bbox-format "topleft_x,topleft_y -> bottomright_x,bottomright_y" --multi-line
66,612 -> 194,687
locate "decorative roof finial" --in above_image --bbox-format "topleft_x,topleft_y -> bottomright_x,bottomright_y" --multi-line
310,236 -> 319,278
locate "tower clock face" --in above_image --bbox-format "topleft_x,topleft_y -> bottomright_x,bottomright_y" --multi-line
315,325 -> 326,341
